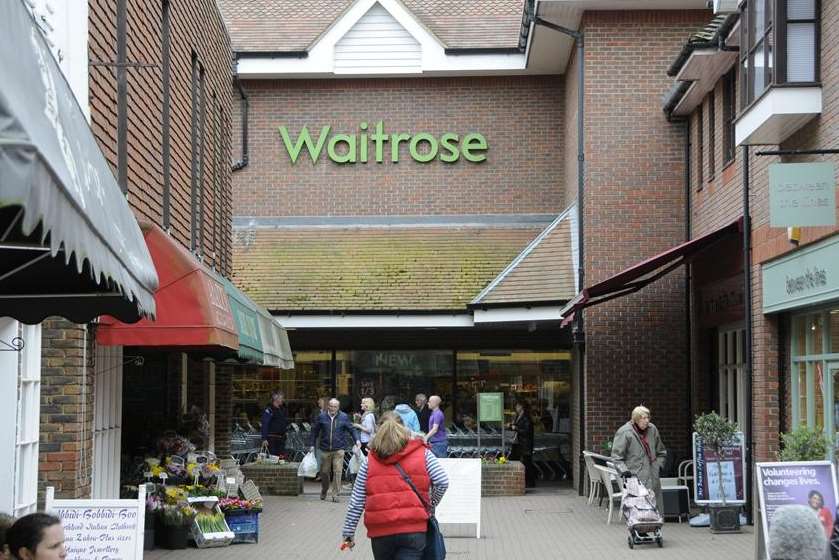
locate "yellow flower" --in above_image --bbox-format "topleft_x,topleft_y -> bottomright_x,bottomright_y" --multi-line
498,456 -> 507,464
151,465 -> 164,477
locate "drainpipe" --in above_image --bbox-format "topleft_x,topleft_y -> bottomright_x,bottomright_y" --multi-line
232,78 -> 249,172
534,14 -> 585,494
684,121 -> 693,439
741,145 -> 753,526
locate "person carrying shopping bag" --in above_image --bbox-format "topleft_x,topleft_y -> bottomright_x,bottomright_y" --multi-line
311,398 -> 360,502
341,412 -> 449,559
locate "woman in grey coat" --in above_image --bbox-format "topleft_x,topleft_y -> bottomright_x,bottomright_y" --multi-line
610,405 -> 667,508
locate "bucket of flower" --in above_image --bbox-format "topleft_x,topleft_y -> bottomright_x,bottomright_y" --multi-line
188,496 -> 235,548
219,497 -> 263,544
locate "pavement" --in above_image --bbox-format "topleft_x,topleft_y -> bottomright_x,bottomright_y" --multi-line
146,483 -> 756,559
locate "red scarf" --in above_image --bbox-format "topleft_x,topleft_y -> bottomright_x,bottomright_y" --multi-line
633,423 -> 655,464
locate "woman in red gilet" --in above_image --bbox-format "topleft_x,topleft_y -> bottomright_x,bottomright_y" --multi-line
341,412 -> 449,559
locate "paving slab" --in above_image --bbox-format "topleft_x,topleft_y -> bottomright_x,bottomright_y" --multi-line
145,485 -> 755,559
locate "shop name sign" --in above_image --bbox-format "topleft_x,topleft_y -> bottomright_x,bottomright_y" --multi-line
279,122 -> 488,164
769,162 -> 836,227
763,235 -> 839,313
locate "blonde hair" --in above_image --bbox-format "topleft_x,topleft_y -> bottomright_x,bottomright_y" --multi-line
631,406 -> 651,422
361,397 -> 376,412
370,415 -> 410,458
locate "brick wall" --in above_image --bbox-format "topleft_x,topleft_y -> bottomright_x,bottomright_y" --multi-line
578,10 -> 710,472
232,76 -> 565,217
39,320 -> 95,500
88,0 -> 234,272
481,461 -> 525,497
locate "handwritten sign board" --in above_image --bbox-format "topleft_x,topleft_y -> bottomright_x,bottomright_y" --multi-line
769,162 -> 836,227
45,486 -> 145,560
693,431 -> 747,505
435,458 -> 481,538
478,393 -> 503,422
757,461 -> 838,556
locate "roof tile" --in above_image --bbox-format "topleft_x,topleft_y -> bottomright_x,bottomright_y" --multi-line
232,226 -> 541,311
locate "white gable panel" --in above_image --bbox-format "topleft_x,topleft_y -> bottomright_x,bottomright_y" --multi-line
335,3 -> 421,74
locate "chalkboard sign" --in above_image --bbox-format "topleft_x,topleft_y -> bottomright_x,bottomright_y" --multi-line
435,458 -> 481,538
46,486 -> 145,560
692,431 -> 747,505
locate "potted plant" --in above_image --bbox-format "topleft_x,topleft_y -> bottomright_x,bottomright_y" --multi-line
694,412 -> 741,533
144,493 -> 162,550
779,425 -> 830,461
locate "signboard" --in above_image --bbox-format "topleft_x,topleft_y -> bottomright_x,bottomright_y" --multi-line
769,162 -> 836,227
756,461 -> 838,556
478,392 -> 503,422
435,458 -> 481,538
692,431 -> 747,505
46,485 -> 145,560
762,234 -> 839,313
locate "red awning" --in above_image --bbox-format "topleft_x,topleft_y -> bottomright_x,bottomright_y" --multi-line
97,223 -> 239,350
560,217 -> 743,326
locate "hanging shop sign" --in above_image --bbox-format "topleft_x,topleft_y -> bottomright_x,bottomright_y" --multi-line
756,461 -> 838,554
692,432 -> 747,505
762,233 -> 839,314
279,122 -> 488,164
45,485 -> 146,560
769,162 -> 836,227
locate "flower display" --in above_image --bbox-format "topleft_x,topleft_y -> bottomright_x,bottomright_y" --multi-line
218,497 -> 263,513
160,503 -> 196,527
194,511 -> 228,534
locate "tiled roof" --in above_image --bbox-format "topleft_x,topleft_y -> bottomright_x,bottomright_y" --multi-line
231,226 -> 542,311
216,0 -> 526,53
472,207 -> 576,305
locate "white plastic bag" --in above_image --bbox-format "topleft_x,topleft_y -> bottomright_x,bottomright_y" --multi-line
298,451 -> 319,478
348,450 -> 362,475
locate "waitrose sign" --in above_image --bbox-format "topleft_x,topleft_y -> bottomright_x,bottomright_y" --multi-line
279,121 -> 488,164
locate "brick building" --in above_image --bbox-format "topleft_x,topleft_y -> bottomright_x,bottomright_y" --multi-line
27,0 -> 281,503
217,0 -> 716,489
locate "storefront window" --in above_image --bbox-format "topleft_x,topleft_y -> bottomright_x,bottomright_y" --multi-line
231,351 -> 333,431
791,307 -> 839,441
455,351 -> 571,432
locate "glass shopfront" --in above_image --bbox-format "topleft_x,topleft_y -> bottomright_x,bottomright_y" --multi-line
790,307 -> 839,447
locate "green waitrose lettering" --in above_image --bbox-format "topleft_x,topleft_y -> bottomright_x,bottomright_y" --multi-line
278,121 -> 488,164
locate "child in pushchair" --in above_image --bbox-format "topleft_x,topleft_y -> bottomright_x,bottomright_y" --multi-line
619,471 -> 664,549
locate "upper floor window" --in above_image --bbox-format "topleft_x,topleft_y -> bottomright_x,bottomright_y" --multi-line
740,0 -> 820,108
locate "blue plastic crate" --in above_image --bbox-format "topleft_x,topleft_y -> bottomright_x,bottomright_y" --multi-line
225,511 -> 259,544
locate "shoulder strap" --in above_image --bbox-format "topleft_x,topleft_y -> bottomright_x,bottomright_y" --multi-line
394,462 -> 431,514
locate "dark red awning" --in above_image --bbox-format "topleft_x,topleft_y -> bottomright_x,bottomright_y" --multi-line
560,217 -> 743,326
97,223 -> 239,350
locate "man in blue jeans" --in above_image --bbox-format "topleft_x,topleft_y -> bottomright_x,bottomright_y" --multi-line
424,395 -> 448,458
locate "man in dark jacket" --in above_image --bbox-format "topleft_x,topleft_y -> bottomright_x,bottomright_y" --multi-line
310,398 -> 360,502
261,392 -> 288,456
415,393 -> 432,434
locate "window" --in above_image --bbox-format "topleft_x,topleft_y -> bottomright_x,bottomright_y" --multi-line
189,53 -> 206,252
740,0 -> 821,108
722,68 -> 737,164
791,308 -> 839,458
718,326 -> 747,432
708,92 -> 716,179
697,104 -> 704,189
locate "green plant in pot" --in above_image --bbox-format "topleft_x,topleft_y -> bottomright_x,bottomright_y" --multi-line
158,503 -> 196,550
694,412 -> 741,533
778,425 -> 830,461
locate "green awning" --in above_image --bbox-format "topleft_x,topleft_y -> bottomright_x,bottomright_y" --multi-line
220,276 -> 264,363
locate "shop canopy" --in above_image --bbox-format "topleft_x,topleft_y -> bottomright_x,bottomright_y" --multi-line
559,217 -> 743,326
0,0 -> 158,324
96,223 -> 239,351
220,275 -> 295,368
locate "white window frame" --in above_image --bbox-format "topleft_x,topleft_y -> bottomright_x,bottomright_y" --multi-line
791,307 -> 839,441
92,345 -> 123,498
718,323 -> 748,435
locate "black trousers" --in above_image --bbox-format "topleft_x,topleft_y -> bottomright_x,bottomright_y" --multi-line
267,434 -> 286,456
511,445 -> 536,487
371,532 -> 426,560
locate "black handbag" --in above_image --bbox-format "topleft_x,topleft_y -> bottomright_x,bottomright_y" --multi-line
394,462 -> 446,560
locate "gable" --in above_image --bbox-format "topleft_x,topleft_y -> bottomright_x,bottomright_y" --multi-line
335,3 -> 422,74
